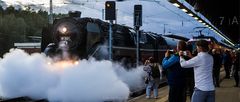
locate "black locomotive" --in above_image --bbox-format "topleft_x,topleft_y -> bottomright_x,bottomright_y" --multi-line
41,12 -> 180,66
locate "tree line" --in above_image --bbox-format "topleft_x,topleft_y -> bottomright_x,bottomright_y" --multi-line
0,5 -> 66,56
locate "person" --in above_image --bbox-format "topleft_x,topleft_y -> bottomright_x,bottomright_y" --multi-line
143,57 -> 160,99
223,50 -> 232,79
179,40 -> 215,102
184,42 -> 195,100
233,52 -> 239,87
162,41 -> 186,102
212,49 -> 222,87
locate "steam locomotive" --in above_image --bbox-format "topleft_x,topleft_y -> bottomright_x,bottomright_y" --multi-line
41,12 -> 180,66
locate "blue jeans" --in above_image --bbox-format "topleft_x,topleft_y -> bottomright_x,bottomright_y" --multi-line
191,88 -> 215,102
146,78 -> 159,97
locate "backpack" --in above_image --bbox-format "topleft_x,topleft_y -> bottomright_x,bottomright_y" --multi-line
150,64 -> 160,78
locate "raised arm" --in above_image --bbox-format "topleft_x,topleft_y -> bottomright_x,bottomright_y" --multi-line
162,55 -> 179,69
180,56 -> 200,68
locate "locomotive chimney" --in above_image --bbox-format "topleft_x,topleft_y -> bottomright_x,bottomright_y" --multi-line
68,11 -> 81,18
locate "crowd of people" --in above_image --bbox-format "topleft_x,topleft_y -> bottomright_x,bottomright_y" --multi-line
143,39 -> 240,102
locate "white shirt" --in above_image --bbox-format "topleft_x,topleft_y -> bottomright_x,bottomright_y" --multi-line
180,52 -> 215,91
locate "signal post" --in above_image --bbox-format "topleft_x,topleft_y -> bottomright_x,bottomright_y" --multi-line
105,1 -> 116,61
134,5 -> 142,67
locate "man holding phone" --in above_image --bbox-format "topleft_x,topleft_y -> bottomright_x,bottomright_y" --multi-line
179,40 -> 215,102
162,40 -> 187,102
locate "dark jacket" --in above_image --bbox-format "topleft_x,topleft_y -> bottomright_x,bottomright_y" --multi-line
162,54 -> 185,86
213,53 -> 222,72
223,52 -> 232,66
182,56 -> 194,78
234,53 -> 239,72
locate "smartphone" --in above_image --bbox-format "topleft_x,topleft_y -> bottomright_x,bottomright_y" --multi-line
183,51 -> 187,56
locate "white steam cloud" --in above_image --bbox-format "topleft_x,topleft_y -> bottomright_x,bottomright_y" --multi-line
0,49 -> 145,101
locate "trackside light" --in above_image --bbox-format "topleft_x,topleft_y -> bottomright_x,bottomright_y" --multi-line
181,8 -> 187,12
105,1 -> 116,20
194,17 -> 198,20
173,3 -> 180,7
188,13 -> 193,17
106,3 -> 110,7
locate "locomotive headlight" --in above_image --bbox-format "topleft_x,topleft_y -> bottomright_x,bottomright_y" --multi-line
62,27 -> 67,33
74,61 -> 79,65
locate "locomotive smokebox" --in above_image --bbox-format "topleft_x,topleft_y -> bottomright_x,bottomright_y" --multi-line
68,11 -> 81,18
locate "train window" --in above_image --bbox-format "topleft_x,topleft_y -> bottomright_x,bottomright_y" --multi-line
87,23 -> 100,33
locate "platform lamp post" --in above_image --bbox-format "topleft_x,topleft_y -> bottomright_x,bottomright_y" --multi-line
105,1 -> 116,61
134,5 -> 142,67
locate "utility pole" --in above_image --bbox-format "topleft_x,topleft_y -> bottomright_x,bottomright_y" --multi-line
49,0 -> 53,24
102,9 -> 104,20
163,24 -> 167,35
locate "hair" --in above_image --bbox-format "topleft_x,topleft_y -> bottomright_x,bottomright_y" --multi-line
148,57 -> 155,63
196,40 -> 209,52
177,40 -> 187,51
186,42 -> 193,52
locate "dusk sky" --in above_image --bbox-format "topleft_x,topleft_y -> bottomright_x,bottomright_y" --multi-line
1,0 -> 223,42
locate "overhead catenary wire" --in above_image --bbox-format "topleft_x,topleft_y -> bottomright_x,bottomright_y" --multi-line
139,0 -> 203,36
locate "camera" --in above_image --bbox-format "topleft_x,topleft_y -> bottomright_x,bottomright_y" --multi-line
168,49 -> 174,54
183,51 -> 187,56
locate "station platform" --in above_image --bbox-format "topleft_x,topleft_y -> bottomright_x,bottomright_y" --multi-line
129,71 -> 240,102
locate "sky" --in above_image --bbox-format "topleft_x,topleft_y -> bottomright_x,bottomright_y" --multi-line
0,0 -> 223,42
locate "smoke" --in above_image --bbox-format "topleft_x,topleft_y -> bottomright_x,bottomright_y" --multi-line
113,64 -> 145,92
0,49 -> 58,99
0,49 -> 145,101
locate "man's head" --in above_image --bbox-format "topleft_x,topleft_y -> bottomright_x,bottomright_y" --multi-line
177,40 -> 187,51
196,40 -> 209,52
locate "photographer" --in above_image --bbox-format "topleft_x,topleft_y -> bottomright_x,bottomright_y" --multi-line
179,40 -> 215,102
143,57 -> 160,99
162,40 -> 187,102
